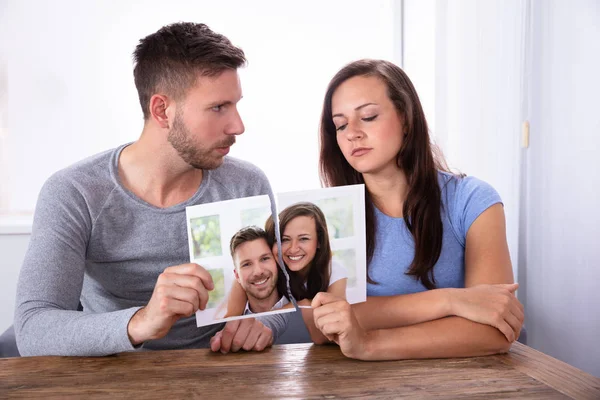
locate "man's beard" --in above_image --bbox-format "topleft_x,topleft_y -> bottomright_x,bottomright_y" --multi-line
168,112 -> 235,170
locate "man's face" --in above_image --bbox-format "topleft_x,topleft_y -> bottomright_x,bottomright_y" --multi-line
233,238 -> 278,301
168,69 -> 245,170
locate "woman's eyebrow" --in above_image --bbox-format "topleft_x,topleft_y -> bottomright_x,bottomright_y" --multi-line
332,102 -> 378,118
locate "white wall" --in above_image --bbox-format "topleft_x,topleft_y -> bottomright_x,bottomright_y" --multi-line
0,0 -> 401,215
0,233 -> 29,333
521,0 -> 600,377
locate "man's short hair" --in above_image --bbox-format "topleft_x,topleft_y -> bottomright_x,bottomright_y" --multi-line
133,22 -> 246,120
230,226 -> 269,258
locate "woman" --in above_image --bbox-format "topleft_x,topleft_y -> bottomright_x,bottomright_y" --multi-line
225,203 -> 347,343
312,59 -> 524,360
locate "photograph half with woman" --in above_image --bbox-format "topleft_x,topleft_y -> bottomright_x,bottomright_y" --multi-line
312,59 -> 525,360
269,202 -> 347,344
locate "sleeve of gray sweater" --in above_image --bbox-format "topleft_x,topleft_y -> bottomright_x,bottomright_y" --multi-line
14,148 -> 289,356
15,170 -> 140,356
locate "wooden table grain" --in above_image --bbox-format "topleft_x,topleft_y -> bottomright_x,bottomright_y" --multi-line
1,342 -> 598,399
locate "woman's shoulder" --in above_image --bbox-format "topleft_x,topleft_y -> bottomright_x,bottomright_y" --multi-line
437,171 -> 501,208
437,170 -> 503,244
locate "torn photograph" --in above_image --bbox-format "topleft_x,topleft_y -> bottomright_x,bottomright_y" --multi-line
186,185 -> 367,328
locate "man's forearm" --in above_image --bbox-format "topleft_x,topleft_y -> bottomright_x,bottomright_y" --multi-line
15,303 -> 142,356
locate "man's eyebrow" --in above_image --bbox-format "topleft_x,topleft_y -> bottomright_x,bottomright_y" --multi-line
238,257 -> 252,265
207,95 -> 243,108
332,102 -> 378,118
207,100 -> 234,107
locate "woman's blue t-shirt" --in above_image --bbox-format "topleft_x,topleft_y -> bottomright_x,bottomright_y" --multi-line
367,171 -> 502,296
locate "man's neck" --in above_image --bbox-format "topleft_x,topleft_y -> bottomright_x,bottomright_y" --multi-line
117,129 -> 203,208
248,291 -> 280,313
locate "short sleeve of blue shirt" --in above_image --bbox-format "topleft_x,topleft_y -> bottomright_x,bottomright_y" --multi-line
444,173 -> 503,247
367,171 -> 503,297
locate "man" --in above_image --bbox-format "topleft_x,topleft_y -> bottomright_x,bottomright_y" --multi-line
230,226 -> 289,314
14,22 -> 286,356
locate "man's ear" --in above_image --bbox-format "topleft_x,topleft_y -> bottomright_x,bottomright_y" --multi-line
149,94 -> 173,129
233,268 -> 240,282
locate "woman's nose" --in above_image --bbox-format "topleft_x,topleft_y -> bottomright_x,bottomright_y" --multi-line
345,122 -> 364,141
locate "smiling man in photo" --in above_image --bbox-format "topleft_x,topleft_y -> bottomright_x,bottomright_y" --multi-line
230,226 -> 289,314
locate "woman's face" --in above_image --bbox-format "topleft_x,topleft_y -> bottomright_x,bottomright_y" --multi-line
331,75 -> 405,176
281,216 -> 319,275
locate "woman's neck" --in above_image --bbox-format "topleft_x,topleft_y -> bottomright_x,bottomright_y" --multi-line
363,169 -> 409,218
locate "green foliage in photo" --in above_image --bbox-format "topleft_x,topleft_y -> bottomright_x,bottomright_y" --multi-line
241,206 -> 272,229
206,268 -> 225,309
190,215 -> 222,259
315,197 -> 354,239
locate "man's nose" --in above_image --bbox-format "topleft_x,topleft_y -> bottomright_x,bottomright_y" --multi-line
225,107 -> 245,136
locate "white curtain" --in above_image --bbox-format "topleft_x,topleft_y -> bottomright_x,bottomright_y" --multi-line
404,0 -> 530,278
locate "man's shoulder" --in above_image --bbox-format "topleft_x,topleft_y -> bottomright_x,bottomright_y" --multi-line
49,147 -> 116,186
41,146 -> 120,208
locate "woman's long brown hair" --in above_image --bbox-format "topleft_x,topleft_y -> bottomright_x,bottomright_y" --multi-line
266,202 -> 332,300
319,59 -> 448,289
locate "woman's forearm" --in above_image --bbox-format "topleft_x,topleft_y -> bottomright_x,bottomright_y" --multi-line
352,289 -> 455,330
223,280 -> 247,318
361,316 -> 511,361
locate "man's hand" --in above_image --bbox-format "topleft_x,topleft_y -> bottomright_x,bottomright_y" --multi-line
210,318 -> 273,353
312,292 -> 371,360
127,263 -> 214,345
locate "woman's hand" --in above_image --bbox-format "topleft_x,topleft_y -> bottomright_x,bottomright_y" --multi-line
450,283 -> 524,342
312,292 -> 372,359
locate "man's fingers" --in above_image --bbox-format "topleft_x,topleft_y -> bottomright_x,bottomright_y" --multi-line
161,297 -> 197,318
230,319 -> 253,352
210,330 -> 223,352
158,274 -> 209,310
220,320 -> 241,353
163,263 -> 215,291
253,327 -> 273,352
241,320 -> 262,351
155,284 -> 202,315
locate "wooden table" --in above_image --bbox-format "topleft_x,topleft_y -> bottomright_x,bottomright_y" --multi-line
1,342 -> 598,399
